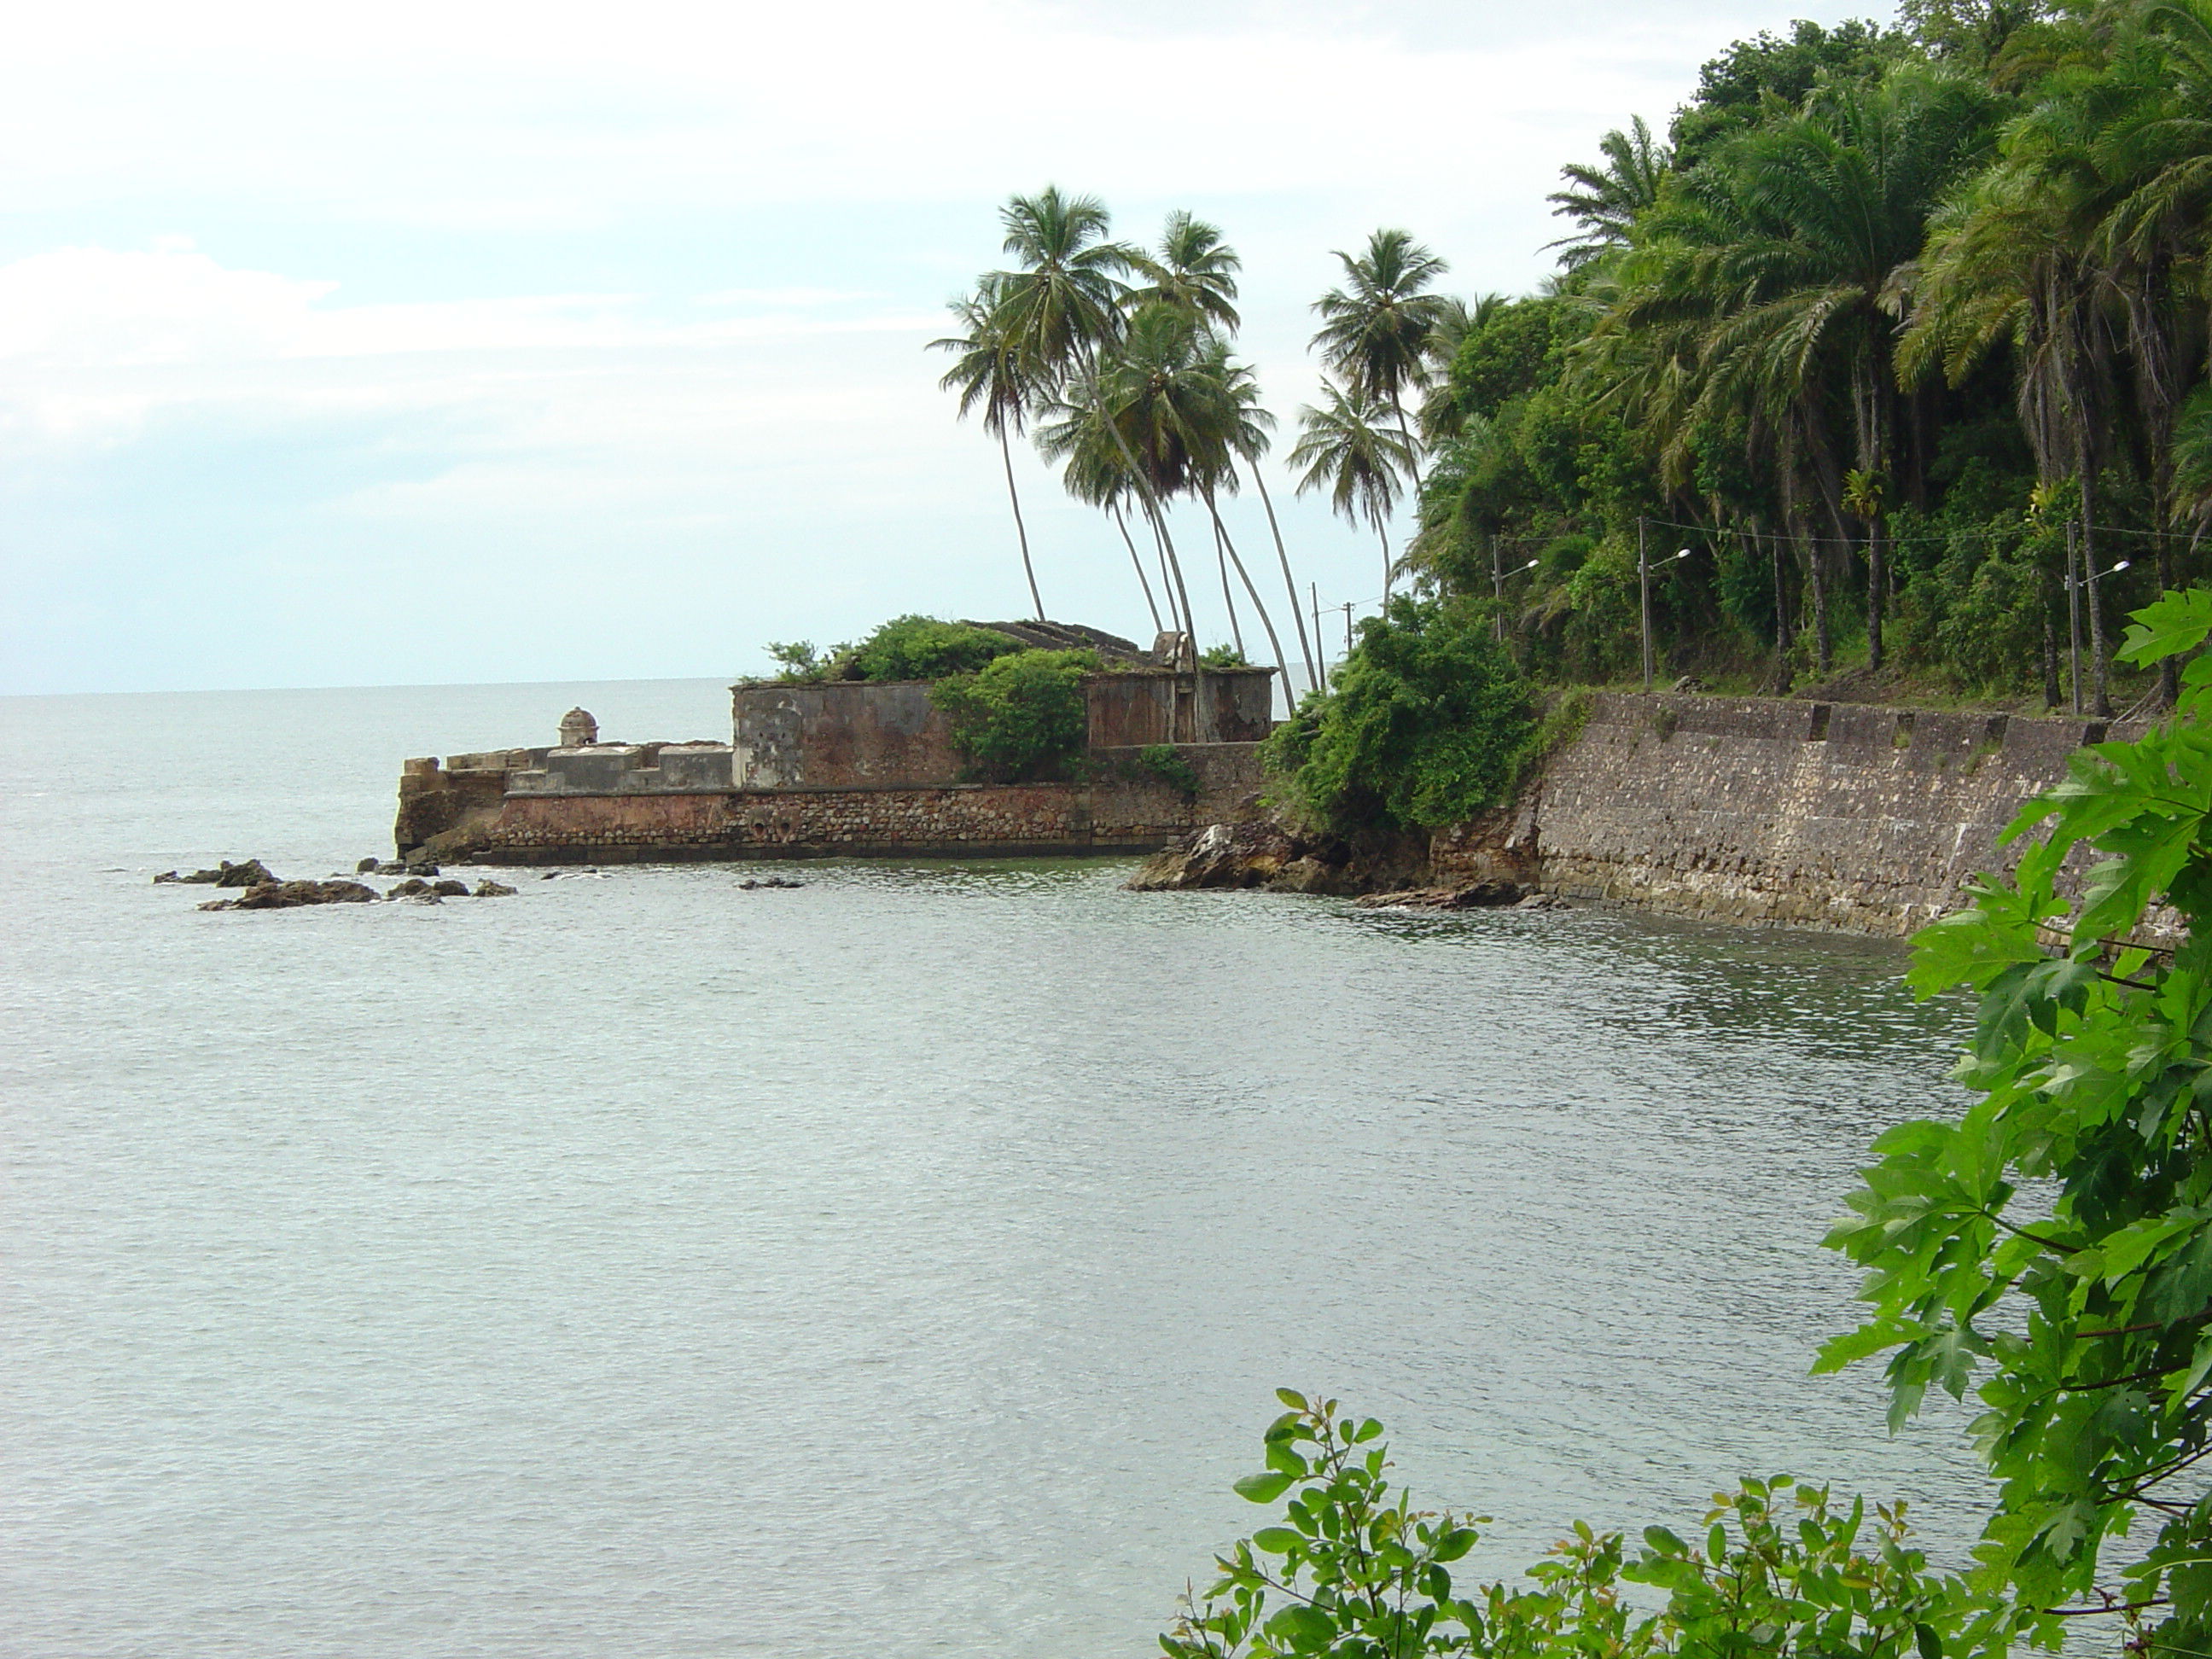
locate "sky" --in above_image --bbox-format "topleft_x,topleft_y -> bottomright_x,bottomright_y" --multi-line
0,0 -> 1889,696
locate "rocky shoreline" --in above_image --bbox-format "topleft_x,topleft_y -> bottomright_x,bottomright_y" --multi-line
155,858 -> 517,911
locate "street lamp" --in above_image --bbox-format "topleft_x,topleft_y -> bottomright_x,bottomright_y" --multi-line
1491,552 -> 1539,640
1639,520 -> 1692,691
2063,547 -> 2132,716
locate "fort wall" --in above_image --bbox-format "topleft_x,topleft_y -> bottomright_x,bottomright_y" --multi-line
1429,692 -> 2144,934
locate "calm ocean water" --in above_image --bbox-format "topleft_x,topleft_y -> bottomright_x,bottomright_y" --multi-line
3,678 -> 1989,1658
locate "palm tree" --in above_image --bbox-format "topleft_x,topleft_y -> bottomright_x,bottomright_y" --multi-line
989,187 -> 1134,393
931,276 -> 1047,620
1032,367 -> 1168,637
1125,212 -> 1242,337
1547,115 -> 1674,269
1592,68 -> 1994,672
1310,228 -> 1453,521
1289,381 -> 1417,602
1093,304 -> 1294,700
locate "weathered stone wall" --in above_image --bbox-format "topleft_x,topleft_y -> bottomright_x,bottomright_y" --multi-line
728,668 -> 1277,789
399,739 -> 1268,864
1435,692 -> 2143,934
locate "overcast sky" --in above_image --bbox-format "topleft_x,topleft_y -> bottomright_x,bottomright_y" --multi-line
0,0 -> 1886,695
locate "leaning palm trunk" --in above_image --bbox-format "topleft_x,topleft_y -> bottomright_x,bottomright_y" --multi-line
998,426 -> 1045,621
1109,503 -> 1165,636
1251,469 -> 1318,695
1213,519 -> 1247,657
1383,393 -> 1422,603
1205,487 -> 1295,718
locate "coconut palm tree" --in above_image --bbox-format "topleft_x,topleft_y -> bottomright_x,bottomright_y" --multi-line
1289,381 -> 1417,601
1310,228 -> 1453,492
931,276 -> 1047,621
1125,212 -> 1242,337
990,187 -> 1135,393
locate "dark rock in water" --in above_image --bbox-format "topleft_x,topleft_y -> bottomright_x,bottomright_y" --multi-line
200,880 -> 377,911
539,872 -> 558,880
1126,822 -> 1428,896
432,879 -> 469,897
474,880 -> 517,898
1355,882 -> 1526,911
408,862 -> 439,877
738,876 -> 805,890
385,877 -> 437,899
357,857 -> 381,873
166,859 -> 278,887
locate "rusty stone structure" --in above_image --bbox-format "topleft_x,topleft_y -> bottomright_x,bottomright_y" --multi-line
394,666 -> 1276,864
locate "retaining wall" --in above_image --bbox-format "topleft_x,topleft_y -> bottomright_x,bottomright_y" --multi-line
1434,692 -> 2143,934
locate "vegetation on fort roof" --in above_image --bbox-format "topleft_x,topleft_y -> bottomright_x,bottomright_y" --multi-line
928,647 -> 1100,783
1260,596 -> 1534,836
765,616 -> 1027,684
1160,589 -> 2212,1655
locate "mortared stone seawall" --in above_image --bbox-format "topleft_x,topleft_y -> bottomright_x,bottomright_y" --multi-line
1432,692 -> 2145,935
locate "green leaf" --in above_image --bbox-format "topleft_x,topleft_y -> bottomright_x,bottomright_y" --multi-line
1233,1471 -> 1295,1505
1251,1527 -> 1303,1556
2119,591 -> 2212,667
1275,1388 -> 1308,1411
1644,1526 -> 1687,1556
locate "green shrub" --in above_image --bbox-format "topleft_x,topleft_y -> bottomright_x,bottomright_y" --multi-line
1164,1394 -> 2007,1659
1137,742 -> 1201,801
1201,643 -> 1251,667
841,615 -> 1023,682
1260,596 -> 1534,835
929,648 -> 1099,782
765,640 -> 833,682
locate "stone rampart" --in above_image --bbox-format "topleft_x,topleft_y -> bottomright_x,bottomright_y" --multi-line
1434,692 -> 2143,934
396,740 -> 1268,864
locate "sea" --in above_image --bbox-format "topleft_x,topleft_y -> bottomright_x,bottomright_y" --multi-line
1,677 -> 1989,1658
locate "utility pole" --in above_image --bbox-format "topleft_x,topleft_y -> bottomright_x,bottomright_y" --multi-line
1639,516 -> 1654,692
1309,583 -> 1328,696
1492,535 -> 1505,643
2067,518 -> 2083,717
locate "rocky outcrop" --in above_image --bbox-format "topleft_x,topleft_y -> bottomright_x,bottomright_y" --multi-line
1126,821 -> 1429,896
198,880 -> 378,911
156,859 -> 276,888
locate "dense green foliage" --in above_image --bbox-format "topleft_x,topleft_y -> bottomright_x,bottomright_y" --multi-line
841,615 -> 1025,683
1261,597 -> 1534,835
1164,1394 -> 2002,1658
1407,0 -> 2212,709
1820,588 -> 2212,1652
928,647 -> 1099,782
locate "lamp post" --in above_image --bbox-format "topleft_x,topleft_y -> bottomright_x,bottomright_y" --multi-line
1492,548 -> 1538,642
2064,544 -> 2131,716
1639,520 -> 1692,692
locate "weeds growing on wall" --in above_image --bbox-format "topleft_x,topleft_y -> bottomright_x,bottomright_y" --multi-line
841,615 -> 1025,683
1136,742 -> 1201,801
929,648 -> 1100,783
1261,596 -> 1534,836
